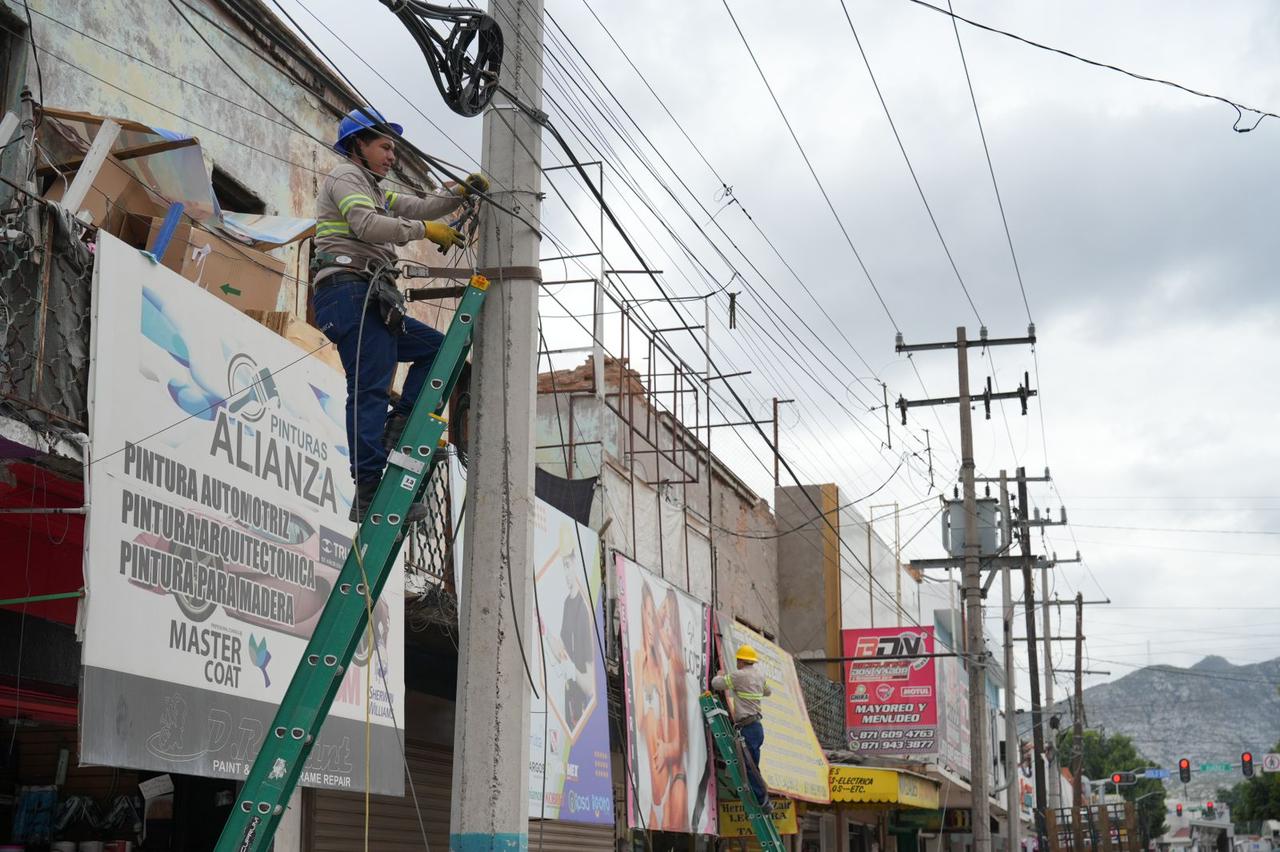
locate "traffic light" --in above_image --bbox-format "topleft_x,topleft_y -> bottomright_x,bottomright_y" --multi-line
1242,752 -> 1254,778
1111,771 -> 1137,786
1176,804 -> 1183,817
1179,758 -> 1191,783
1205,801 -> 1216,820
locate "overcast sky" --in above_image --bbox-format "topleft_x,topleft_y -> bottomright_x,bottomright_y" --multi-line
279,0 -> 1280,704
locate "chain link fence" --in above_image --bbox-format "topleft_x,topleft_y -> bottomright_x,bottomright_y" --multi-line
0,202 -> 93,432
402,455 -> 455,590
797,661 -> 847,751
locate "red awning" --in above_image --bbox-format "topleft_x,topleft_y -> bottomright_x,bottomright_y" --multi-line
0,682 -> 78,725
0,461 -> 84,625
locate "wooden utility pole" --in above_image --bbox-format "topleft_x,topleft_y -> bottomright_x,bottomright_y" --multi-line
772,396 -> 794,486
895,326 -> 1037,852
1018,467 -> 1050,852
1072,592 -> 1086,852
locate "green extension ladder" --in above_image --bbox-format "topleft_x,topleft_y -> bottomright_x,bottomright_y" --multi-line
700,692 -> 784,852
213,274 -> 491,852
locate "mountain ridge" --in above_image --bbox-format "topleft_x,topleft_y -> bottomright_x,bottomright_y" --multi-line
1046,655 -> 1280,800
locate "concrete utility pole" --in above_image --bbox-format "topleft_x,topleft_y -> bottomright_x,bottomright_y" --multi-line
1072,592 -> 1086,852
999,472 -> 1020,852
450,0 -> 543,849
954,328 -> 993,852
1017,467 -> 1050,852
895,325 -> 1037,852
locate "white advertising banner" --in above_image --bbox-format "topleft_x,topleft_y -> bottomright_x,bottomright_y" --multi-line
81,234 -> 405,794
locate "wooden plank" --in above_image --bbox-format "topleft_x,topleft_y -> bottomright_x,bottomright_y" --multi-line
58,119 -> 121,219
37,137 -> 199,176
1124,802 -> 1140,852
37,106 -> 156,135
1097,803 -> 1115,852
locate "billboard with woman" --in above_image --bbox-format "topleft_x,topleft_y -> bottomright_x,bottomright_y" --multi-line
616,555 -> 716,834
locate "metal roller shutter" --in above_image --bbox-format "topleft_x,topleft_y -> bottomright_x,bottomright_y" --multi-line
528,818 -> 615,852
308,740 -> 616,852
307,739 -> 452,851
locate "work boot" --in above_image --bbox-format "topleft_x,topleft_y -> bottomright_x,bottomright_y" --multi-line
382,411 -> 410,453
349,478 -> 429,525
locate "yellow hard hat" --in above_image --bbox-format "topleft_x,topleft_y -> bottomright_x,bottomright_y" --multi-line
735,644 -> 759,664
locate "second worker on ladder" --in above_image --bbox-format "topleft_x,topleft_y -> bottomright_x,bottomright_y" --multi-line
311,107 -> 489,521
712,644 -> 773,811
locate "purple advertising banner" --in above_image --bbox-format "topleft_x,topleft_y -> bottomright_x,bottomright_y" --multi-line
527,501 -> 614,824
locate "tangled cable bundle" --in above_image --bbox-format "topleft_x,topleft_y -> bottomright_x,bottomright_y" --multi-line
379,0 -> 503,117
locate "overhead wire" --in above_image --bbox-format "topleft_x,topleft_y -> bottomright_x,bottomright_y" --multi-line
717,0 -> 899,332
896,0 -> 1278,133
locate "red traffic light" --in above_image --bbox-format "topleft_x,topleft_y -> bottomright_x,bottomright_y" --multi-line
1207,801 -> 1214,808
1179,758 -> 1192,783
1112,773 -> 1122,784
1243,752 -> 1253,761
1242,752 -> 1255,777
1179,759 -> 1190,768
1176,804 -> 1183,816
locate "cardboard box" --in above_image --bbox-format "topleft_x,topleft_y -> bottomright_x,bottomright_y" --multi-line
144,217 -> 286,312
43,155 -> 167,245
244,310 -> 344,377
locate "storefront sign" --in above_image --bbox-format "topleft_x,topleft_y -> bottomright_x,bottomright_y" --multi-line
829,766 -> 901,802
842,627 -> 938,756
896,772 -> 939,810
528,501 -> 613,824
717,618 -> 831,803
617,555 -> 716,834
935,653 -> 971,776
829,766 -> 940,809
81,234 -> 405,794
892,808 -> 972,832
718,798 -> 798,836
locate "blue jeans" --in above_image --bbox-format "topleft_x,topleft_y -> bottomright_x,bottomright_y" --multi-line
739,720 -> 767,807
312,276 -> 443,485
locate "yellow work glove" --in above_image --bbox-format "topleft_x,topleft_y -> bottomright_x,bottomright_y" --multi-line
423,221 -> 465,253
452,172 -> 490,196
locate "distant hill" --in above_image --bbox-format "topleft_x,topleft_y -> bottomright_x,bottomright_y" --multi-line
1048,655 -> 1280,800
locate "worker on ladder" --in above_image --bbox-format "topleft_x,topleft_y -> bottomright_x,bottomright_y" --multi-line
711,644 -> 773,811
311,106 -> 488,521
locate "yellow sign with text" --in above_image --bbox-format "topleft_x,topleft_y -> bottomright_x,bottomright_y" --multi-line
718,618 -> 831,803
718,798 -> 798,837
828,766 -> 939,809
829,766 -> 901,802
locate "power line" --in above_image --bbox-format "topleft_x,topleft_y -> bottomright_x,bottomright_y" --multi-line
718,0 -> 900,332
896,0 -> 1278,133
836,0 -> 982,325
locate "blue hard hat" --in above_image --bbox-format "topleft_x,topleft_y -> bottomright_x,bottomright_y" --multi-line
334,107 -> 404,154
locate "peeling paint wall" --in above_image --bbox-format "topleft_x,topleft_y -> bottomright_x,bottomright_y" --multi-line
15,0 -> 459,325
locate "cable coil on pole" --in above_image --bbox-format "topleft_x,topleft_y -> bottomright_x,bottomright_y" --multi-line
380,0 -> 503,117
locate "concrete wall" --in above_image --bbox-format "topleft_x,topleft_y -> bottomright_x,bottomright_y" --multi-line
774,484 -> 841,667
535,360 -> 779,635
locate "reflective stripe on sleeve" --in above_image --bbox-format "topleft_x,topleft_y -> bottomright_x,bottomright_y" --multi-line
315,219 -> 352,237
385,190 -> 400,206
337,193 -> 376,215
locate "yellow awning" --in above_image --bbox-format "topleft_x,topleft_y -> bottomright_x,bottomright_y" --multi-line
828,766 -> 940,810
